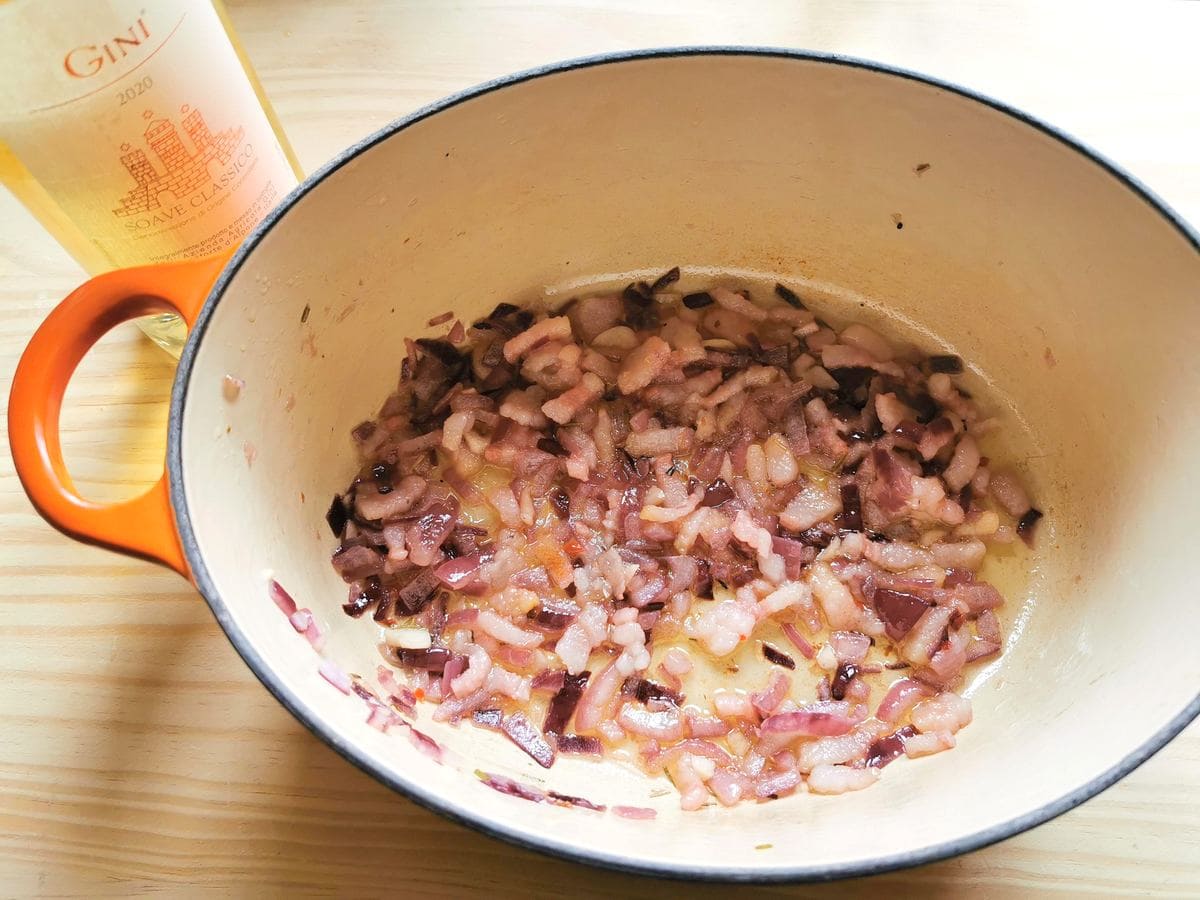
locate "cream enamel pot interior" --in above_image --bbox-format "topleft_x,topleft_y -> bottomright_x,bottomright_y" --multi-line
9,49 -> 1200,881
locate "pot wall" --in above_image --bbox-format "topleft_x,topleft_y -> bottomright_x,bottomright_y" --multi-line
173,52 -> 1200,877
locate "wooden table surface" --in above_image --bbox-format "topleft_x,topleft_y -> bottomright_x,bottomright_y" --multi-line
2,1 -> 1198,895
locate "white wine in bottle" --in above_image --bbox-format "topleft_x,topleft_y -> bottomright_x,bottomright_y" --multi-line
0,0 -> 303,355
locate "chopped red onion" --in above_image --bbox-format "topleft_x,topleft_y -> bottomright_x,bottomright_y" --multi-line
478,771 -> 546,802
830,663 -> 859,701
761,642 -> 796,669
434,551 -> 491,591
989,470 -> 1032,516
332,545 -> 384,582
397,568 -> 441,615
976,608 -> 1002,644
406,497 -> 460,567
876,678 -> 936,723
943,567 -> 974,588
329,279 -> 1037,809
625,676 -> 683,707
544,671 -> 590,737
873,588 -> 933,641
531,599 -> 579,629
365,704 -> 397,732
472,708 -> 503,729
402,725 -> 443,762
318,659 -> 353,694
835,482 -> 863,533
613,805 -> 657,820
440,653 -> 467,696
394,646 -> 454,673
575,659 -> 623,733
269,579 -> 298,616
684,709 -> 730,738
945,581 -> 1004,613
531,669 -> 566,693
701,477 -> 735,507
760,703 -> 857,738
750,670 -> 791,716
661,739 -> 735,770
288,609 -> 312,633
900,605 -> 955,667
500,712 -> 556,768
781,622 -> 815,659
866,725 -> 917,768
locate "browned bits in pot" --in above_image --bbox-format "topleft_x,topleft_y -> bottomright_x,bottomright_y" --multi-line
651,266 -> 681,292
774,282 -> 806,309
927,354 -> 964,374
761,642 -> 796,669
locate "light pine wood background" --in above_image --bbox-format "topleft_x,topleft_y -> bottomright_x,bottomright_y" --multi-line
1,1 -> 1198,895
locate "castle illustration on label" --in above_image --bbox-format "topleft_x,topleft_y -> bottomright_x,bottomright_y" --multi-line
113,105 -> 244,217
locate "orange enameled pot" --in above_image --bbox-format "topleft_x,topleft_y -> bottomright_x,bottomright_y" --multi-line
8,50 -> 1200,881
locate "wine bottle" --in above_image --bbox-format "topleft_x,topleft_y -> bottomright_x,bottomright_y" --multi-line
0,0 -> 303,355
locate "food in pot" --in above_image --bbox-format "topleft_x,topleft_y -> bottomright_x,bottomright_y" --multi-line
326,270 -> 1040,808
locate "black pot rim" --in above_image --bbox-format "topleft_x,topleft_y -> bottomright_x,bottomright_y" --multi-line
166,46 -> 1200,883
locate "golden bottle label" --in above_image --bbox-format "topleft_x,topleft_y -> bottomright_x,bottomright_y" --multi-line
0,0 -> 297,266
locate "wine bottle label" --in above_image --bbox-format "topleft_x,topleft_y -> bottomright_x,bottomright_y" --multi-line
0,0 -> 297,266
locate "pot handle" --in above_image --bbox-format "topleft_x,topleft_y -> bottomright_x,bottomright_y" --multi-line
7,254 -> 229,578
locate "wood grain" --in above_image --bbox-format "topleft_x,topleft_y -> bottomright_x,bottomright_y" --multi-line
1,1 -> 1198,895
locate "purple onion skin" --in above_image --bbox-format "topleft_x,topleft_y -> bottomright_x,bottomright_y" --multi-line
556,734 -> 603,755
